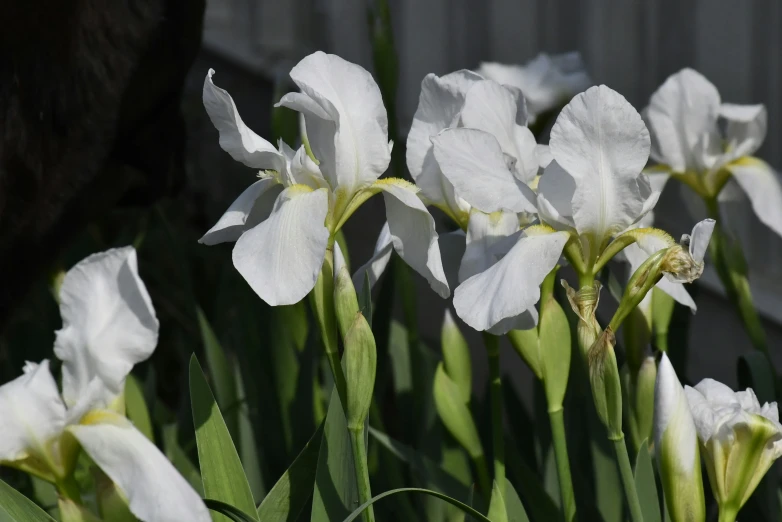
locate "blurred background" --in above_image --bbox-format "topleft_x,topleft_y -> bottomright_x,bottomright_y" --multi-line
1,0 -> 781,516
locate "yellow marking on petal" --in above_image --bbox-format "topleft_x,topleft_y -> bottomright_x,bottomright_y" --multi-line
79,409 -> 128,427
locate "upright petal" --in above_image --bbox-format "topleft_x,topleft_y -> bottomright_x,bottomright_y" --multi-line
453,230 -> 569,332
645,68 -> 721,172
233,186 -> 330,306
550,85 -> 650,246
0,361 -> 66,463
407,70 -> 482,206
374,179 -> 450,298
537,161 -> 577,231
687,219 -> 715,263
459,210 -> 520,282
352,222 -> 394,294
204,70 -> 285,170
727,157 -> 782,238
432,128 -> 537,213
55,248 -> 159,407
199,178 -> 283,245
70,416 -> 210,522
720,103 -> 767,159
277,52 -> 391,193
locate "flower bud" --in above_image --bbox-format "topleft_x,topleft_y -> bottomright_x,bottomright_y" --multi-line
562,279 -> 601,359
684,378 -> 782,518
654,354 -> 705,522
343,312 -> 377,430
631,356 -> 656,451
441,309 -> 472,404
538,295 -> 572,410
588,327 -> 623,440
433,363 -> 484,460
333,242 -> 360,341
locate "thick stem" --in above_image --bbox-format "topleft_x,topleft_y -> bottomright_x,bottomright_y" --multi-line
717,505 -> 738,522
548,408 -> 577,522
612,436 -> 644,522
349,427 -> 376,522
705,198 -> 769,356
471,453 -> 492,500
483,334 -> 505,492
311,248 -> 348,407
56,475 -> 82,504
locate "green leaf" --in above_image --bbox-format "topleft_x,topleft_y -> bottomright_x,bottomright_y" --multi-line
433,363 -> 484,460
197,307 -> 239,438
124,374 -> 154,442
0,478 -> 56,521
342,488 -> 493,522
310,389 -> 359,522
359,271 -> 373,328
162,424 -> 204,496
634,439 -> 661,522
591,431 -> 623,522
487,481 -> 508,522
368,427 -> 470,500
189,355 -> 259,522
441,310 -> 472,404
234,361 -> 266,502
502,479 -> 529,522
257,423 -> 324,522
206,499 -> 260,522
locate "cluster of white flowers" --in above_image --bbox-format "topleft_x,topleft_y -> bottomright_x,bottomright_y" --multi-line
1,49 -> 780,522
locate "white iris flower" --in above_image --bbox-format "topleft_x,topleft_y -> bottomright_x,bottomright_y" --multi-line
0,247 -> 210,522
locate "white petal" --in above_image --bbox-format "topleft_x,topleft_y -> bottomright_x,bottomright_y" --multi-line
432,128 -> 537,213
550,85 -> 650,242
290,146 -> 328,189
459,210 -> 520,282
406,70 -> 482,207
453,230 -> 569,331
693,378 -> 740,407
727,158 -> 782,238
735,389 -> 761,413
537,161 -> 576,231
535,144 -> 553,168
623,242 -> 696,311
70,418 -> 210,522
199,179 -> 282,245
720,103 -> 767,159
688,219 -> 715,263
684,384 -> 721,442
55,247 -> 158,407
438,229 -> 467,291
352,222 -> 393,293
203,70 -> 284,170
654,354 -> 699,474
233,186 -> 329,306
0,361 -> 66,462
645,69 -> 721,172
277,52 -> 391,193
376,180 -> 450,298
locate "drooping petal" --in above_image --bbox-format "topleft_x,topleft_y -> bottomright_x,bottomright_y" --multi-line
55,247 -> 159,408
453,230 -> 569,332
375,180 -> 450,298
277,52 -> 391,194
537,160 -> 576,231
432,128 -> 537,214
70,416 -> 210,522
459,210 -> 520,282
550,85 -> 650,246
352,222 -> 393,294
204,69 -> 285,170
720,103 -> 767,159
233,186 -> 330,306
727,158 -> 782,238
645,68 -> 721,172
199,178 -> 283,245
406,70 -> 482,208
0,361 -> 66,463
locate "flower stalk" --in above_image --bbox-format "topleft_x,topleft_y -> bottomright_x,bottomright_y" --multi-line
482,333 -> 506,494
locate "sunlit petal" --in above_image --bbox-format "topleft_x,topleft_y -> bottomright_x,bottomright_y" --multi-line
199,179 -> 283,245
727,158 -> 782,238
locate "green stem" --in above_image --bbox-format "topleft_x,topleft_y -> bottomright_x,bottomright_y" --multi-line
56,475 -> 82,504
483,334 -> 505,492
311,247 -> 348,407
705,198 -> 769,356
548,408 -> 577,522
349,427 -> 376,522
717,505 -> 738,522
471,453 -> 493,500
612,436 -> 644,522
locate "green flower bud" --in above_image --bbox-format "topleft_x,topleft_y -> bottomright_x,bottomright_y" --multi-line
343,312 -> 377,430
588,327 -> 623,440
333,242 -> 360,341
441,309 -> 472,404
